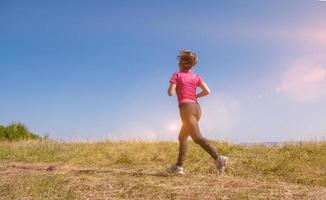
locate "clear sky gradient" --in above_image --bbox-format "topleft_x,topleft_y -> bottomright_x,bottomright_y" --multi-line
1,1 -> 326,143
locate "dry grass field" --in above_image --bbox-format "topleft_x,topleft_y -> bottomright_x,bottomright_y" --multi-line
0,140 -> 325,199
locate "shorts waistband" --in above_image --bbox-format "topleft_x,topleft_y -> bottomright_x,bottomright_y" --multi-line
178,102 -> 199,108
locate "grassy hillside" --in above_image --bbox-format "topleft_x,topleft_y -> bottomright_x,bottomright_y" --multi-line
0,140 -> 325,199
0,123 -> 40,141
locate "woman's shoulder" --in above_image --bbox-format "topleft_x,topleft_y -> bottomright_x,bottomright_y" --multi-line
191,71 -> 202,77
171,71 -> 201,78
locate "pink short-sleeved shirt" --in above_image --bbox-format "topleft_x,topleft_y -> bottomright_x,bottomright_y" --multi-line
169,70 -> 204,105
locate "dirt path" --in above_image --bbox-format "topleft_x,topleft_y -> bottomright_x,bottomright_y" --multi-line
1,162 -> 325,200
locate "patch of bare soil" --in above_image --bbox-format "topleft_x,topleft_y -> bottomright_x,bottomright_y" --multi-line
1,162 -> 325,200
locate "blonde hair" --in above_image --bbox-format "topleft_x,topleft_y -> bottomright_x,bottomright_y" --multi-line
177,49 -> 198,71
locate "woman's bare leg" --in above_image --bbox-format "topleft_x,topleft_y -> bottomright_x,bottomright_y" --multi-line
180,103 -> 219,160
176,125 -> 189,166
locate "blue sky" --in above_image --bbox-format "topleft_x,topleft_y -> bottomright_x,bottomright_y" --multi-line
1,1 -> 326,143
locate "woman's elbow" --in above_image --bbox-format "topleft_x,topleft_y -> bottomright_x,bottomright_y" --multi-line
206,89 -> 211,95
167,90 -> 173,96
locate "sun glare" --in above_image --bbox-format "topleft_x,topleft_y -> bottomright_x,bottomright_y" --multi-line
169,124 -> 178,131
170,124 -> 177,131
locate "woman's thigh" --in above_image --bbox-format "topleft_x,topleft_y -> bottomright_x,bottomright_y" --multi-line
195,103 -> 201,121
186,116 -> 204,140
179,103 -> 197,121
179,103 -> 203,137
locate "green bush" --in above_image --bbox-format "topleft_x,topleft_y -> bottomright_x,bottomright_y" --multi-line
0,125 -> 5,140
0,123 -> 40,141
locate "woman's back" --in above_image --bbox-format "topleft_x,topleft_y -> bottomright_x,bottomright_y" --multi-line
169,70 -> 203,105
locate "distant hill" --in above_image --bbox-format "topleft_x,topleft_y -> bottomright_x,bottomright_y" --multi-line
240,141 -> 289,146
0,123 -> 40,141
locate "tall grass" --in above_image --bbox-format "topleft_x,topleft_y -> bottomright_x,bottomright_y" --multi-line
0,140 -> 325,186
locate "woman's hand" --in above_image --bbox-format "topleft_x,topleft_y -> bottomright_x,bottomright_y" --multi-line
196,82 -> 210,99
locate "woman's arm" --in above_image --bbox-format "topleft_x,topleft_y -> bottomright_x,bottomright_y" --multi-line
167,83 -> 176,96
196,82 -> 210,98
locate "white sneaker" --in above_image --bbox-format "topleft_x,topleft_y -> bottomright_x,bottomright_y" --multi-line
215,155 -> 228,175
166,165 -> 185,175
